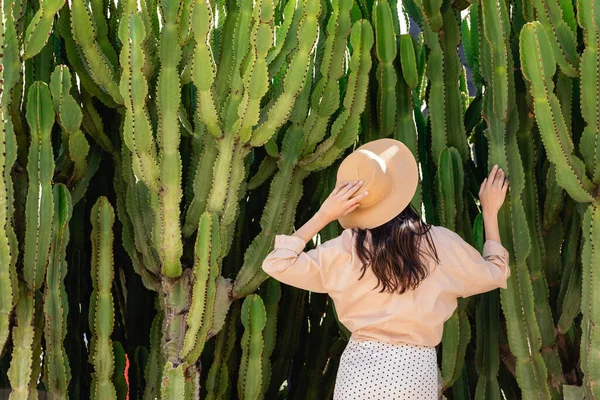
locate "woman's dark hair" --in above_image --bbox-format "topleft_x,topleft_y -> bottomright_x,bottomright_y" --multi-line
353,205 -> 439,294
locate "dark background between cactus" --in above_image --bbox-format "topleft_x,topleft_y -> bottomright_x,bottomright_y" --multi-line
0,0 -> 597,397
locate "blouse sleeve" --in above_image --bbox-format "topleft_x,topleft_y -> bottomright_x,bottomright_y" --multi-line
439,228 -> 511,298
261,231 -> 354,293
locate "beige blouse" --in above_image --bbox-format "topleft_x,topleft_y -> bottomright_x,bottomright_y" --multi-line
261,225 -> 510,347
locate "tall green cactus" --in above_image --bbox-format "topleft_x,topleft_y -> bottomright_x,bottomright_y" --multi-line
437,148 -> 472,389
480,1 -> 552,397
23,82 -> 55,291
238,294 -> 267,400
0,3 -> 16,353
89,197 -> 117,400
7,285 -> 36,400
43,184 -> 72,399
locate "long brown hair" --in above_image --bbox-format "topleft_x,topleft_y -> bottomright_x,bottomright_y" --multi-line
353,205 -> 439,294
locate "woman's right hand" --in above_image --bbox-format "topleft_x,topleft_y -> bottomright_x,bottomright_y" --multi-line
479,165 -> 508,215
317,180 -> 368,223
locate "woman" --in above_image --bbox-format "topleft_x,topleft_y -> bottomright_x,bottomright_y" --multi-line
262,139 -> 510,399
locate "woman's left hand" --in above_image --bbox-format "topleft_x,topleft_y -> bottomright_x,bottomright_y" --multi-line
317,181 -> 368,223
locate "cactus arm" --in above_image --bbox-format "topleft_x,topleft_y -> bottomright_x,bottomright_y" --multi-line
155,0 -> 184,278
267,3 -> 303,79
303,0 -> 352,154
181,212 -> 221,361
260,279 -> 281,397
23,82 -> 55,291
399,34 -> 418,88
0,11 -> 15,353
68,131 -> 91,184
43,184 -> 72,398
221,0 -> 254,134
557,245 -> 581,335
120,148 -> 161,277
480,0 -> 509,124
57,7 -> 118,108
89,197 -> 117,400
28,294 -> 44,397
214,1 -> 238,106
518,101 -> 565,395
143,311 -> 164,400
22,0 -> 66,59
396,63 -> 421,210
2,8 -> 20,334
81,92 -> 115,152
266,0 -> 296,65
414,0 -> 443,32
248,156 -> 277,190
533,0 -> 579,77
437,148 -> 471,388
557,211 -> 581,333
576,0 -> 600,182
49,66 -> 90,185
301,0 -> 353,156
219,147 -> 249,254
475,292 -> 502,400
207,134 -> 236,216
178,0 -> 194,44
206,304 -> 239,400
520,22 -> 595,203
440,10 -> 469,161
543,170 -> 566,234
6,285 -> 35,400
422,25 -> 446,165
373,0 -> 397,137
71,0 -> 123,104
183,135 -> 218,236
236,0 -> 274,143
233,129 -> 303,296
190,0 -> 223,139
161,362 -> 185,399
118,10 -> 160,193
250,0 -> 322,147
581,205 -> 600,399
90,0 -> 119,68
238,294 -> 267,400
300,19 -> 374,171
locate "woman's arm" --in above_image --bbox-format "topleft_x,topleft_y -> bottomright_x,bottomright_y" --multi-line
479,165 -> 508,244
293,180 -> 368,243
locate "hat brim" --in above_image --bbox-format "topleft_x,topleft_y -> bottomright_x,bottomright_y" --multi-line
337,139 -> 418,230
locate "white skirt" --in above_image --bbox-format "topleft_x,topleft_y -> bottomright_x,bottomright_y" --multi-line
333,339 -> 440,400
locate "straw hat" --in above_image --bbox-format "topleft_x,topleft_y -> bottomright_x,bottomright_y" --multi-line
336,138 -> 418,230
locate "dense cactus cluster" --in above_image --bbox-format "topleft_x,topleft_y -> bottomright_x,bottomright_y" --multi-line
1,0 -> 600,397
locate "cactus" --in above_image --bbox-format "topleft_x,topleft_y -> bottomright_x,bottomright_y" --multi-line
581,205 -> 600,399
22,0 -> 66,60
238,294 -> 267,400
23,82 -> 55,291
6,285 -> 35,400
437,148 -> 472,389
43,184 -> 72,398
0,4 -> 17,353
89,197 -> 117,400
49,66 -> 90,185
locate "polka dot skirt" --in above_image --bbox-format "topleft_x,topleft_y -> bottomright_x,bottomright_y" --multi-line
333,339 -> 439,399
